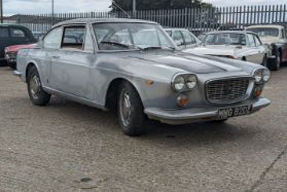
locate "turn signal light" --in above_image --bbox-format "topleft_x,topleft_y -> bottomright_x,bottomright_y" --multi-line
253,86 -> 263,97
177,94 -> 189,107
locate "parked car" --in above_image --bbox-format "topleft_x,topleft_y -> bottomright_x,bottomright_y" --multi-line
246,25 -> 287,71
0,24 -> 36,66
5,44 -> 36,69
184,31 -> 270,66
14,18 -> 271,136
165,28 -> 200,49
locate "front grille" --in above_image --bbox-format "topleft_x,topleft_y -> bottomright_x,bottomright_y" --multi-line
206,78 -> 250,104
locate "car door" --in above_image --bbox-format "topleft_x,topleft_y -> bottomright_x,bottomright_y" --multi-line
245,34 -> 261,64
0,27 -> 10,59
181,30 -> 198,49
253,34 -> 265,64
50,24 -> 94,99
41,26 -> 63,87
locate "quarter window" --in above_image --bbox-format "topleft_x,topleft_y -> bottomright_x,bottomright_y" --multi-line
10,28 -> 26,38
181,30 -> 197,45
44,27 -> 63,49
173,31 -> 184,46
62,26 -> 85,50
0,27 -> 9,37
247,34 -> 256,47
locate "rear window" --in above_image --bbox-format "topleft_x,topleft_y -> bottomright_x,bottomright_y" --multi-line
10,28 -> 26,38
0,27 -> 9,37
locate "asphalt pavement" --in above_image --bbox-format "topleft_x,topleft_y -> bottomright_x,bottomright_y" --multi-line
0,66 -> 286,192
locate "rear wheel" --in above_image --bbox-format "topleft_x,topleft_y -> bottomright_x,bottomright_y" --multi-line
27,66 -> 51,106
117,81 -> 146,136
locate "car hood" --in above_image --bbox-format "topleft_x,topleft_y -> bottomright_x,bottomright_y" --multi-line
127,51 -> 248,74
184,45 -> 241,56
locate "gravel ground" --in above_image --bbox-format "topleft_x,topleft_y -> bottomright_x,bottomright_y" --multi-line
0,66 -> 287,192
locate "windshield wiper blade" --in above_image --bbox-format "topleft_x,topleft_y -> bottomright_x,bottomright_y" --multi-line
141,46 -> 175,51
100,41 -> 130,48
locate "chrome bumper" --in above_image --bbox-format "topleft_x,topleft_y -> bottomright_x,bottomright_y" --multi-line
144,97 -> 271,125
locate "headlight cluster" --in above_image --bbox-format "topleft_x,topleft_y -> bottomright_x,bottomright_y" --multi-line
253,68 -> 271,83
172,74 -> 198,92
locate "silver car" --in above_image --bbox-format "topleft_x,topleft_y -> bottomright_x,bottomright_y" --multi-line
14,18 -> 271,136
185,31 -> 271,66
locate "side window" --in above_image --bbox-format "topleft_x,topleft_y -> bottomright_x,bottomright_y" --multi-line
254,35 -> 262,47
44,27 -> 63,49
10,28 -> 26,38
173,30 -> 184,46
0,27 -> 9,37
166,30 -> 172,37
247,34 -> 256,47
62,26 -> 85,50
181,30 -> 197,45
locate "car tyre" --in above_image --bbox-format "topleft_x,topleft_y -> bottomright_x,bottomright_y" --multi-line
261,55 -> 268,67
270,50 -> 280,71
117,81 -> 146,136
27,66 -> 51,106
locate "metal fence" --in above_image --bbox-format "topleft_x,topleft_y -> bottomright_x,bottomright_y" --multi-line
4,4 -> 287,35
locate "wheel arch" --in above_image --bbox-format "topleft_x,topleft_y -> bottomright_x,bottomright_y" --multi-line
105,77 -> 145,111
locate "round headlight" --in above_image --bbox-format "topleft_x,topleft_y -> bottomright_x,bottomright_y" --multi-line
253,69 -> 263,83
263,69 -> 271,82
186,75 -> 197,89
173,75 -> 185,91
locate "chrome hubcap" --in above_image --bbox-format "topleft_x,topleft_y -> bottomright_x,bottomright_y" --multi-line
119,90 -> 132,127
30,75 -> 41,99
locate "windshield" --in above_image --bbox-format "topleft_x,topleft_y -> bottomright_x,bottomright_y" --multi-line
246,28 -> 279,37
93,23 -> 174,51
202,33 -> 246,45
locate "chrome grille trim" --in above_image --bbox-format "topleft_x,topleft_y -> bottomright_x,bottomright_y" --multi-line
206,77 -> 252,104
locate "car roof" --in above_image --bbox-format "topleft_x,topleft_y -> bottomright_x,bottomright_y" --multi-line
53,18 -> 158,28
246,25 -> 284,29
0,23 -> 30,29
205,30 -> 257,35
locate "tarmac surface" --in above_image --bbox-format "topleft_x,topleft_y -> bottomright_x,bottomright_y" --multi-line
0,66 -> 286,192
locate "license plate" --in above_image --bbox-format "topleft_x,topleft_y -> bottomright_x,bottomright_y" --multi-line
217,106 -> 251,120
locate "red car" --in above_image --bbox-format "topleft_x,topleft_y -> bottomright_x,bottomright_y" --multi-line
5,44 -> 36,69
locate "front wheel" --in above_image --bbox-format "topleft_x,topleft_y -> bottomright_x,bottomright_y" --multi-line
27,66 -> 51,106
261,55 -> 268,67
117,81 -> 146,136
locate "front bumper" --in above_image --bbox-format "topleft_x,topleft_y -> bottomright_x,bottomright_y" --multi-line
144,97 -> 270,125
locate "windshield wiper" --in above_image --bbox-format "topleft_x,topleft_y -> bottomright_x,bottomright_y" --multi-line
140,46 -> 175,51
100,41 -> 131,49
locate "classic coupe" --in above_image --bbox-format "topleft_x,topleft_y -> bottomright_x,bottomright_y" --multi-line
185,31 -> 271,66
246,25 -> 287,71
14,18 -> 271,136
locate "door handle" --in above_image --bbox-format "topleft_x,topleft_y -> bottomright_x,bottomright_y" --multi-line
52,55 -> 60,59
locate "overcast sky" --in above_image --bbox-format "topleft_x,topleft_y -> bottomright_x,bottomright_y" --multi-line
3,0 -> 284,15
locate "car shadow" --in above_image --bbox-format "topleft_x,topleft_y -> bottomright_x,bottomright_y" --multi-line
8,96 -> 259,147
